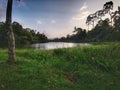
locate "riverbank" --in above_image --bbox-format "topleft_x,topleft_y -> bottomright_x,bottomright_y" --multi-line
0,43 -> 120,90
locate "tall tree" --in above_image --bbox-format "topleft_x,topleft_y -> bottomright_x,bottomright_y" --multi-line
113,6 -> 120,31
103,1 -> 114,25
86,13 -> 97,29
86,1 -> 114,29
6,0 -> 16,63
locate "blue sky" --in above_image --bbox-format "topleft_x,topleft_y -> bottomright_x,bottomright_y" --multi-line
0,0 -> 120,38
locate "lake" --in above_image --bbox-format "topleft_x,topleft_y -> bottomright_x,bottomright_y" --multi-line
31,42 -> 91,50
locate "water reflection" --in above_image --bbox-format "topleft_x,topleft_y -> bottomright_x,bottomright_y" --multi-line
31,42 -> 91,50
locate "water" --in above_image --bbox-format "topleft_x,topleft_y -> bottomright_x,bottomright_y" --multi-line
31,42 -> 91,50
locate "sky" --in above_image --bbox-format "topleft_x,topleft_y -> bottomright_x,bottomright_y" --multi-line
0,0 -> 120,38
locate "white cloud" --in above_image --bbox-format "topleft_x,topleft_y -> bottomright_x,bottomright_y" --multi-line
72,11 -> 90,21
72,2 -> 90,21
37,20 -> 42,25
70,3 -> 91,30
80,2 -> 88,11
51,20 -> 56,24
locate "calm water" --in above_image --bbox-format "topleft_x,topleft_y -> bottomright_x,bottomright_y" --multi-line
31,42 -> 91,50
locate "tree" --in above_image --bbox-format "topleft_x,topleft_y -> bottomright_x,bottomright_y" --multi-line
86,1 -> 114,28
87,18 -> 113,41
72,27 -> 87,41
0,21 -> 48,47
73,26 -> 82,33
103,1 -> 114,25
103,1 -> 113,12
113,6 -> 120,31
95,10 -> 105,20
5,0 -> 19,63
86,13 -> 97,29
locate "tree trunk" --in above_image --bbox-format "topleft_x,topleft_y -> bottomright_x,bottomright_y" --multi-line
6,0 -> 16,63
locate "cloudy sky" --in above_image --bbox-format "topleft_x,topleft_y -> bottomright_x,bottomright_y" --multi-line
0,0 -> 120,38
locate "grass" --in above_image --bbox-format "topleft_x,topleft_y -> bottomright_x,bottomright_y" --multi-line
0,42 -> 120,90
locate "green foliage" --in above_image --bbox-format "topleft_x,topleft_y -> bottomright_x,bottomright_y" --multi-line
0,43 -> 120,90
0,22 -> 48,48
0,22 -> 8,47
87,19 -> 113,42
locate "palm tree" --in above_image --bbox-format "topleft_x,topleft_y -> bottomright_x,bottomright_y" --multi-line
6,0 -> 16,63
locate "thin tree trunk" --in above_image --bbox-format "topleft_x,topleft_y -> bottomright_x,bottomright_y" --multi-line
6,0 -> 16,63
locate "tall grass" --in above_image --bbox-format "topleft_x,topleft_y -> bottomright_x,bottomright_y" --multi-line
0,42 -> 120,90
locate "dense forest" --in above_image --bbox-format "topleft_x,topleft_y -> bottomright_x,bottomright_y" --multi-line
0,22 -> 48,47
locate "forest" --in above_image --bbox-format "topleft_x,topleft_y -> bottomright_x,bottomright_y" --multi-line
0,21 -> 48,47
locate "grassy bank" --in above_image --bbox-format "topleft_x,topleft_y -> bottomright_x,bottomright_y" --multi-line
0,43 -> 120,90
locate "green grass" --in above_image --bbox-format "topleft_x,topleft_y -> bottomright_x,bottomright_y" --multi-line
0,43 -> 120,90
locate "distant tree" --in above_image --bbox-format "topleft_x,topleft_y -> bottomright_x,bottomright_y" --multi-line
103,1 -> 114,25
66,34 -> 71,39
87,18 -> 113,41
95,10 -> 105,20
0,21 -> 48,47
73,26 -> 82,33
86,13 -> 97,29
73,27 -> 87,41
86,10 -> 106,29
86,1 -> 114,28
103,1 -> 113,12
36,32 -> 48,43
113,6 -> 120,31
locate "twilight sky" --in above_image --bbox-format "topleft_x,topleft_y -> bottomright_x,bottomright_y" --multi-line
0,0 -> 120,38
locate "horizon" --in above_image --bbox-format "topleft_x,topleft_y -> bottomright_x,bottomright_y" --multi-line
0,0 -> 120,39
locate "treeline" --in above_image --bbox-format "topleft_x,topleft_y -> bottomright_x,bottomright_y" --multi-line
53,18 -> 120,42
0,22 -> 48,47
52,5 -> 120,42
